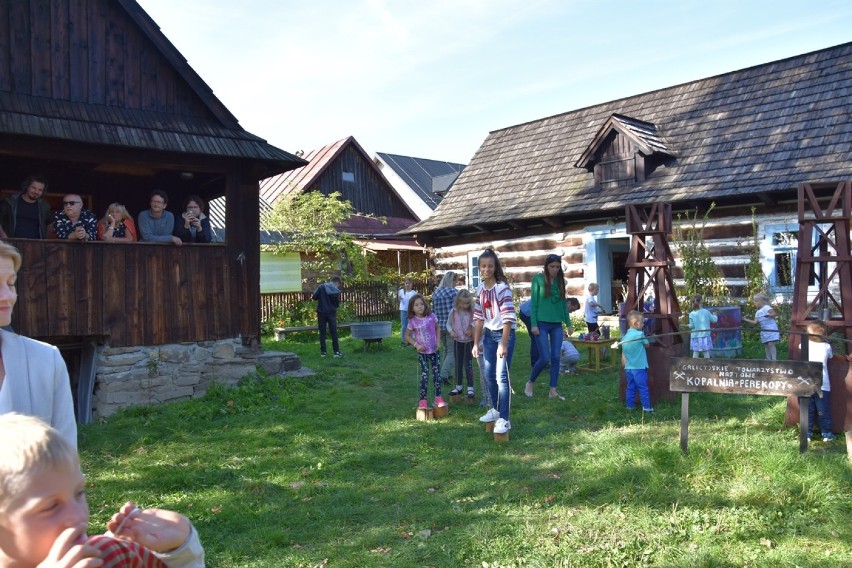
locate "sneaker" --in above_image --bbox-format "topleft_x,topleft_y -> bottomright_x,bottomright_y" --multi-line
434,396 -> 447,407
642,407 -> 654,413
418,400 -> 428,409
320,352 -> 327,357
479,408 -> 500,422
626,406 -> 636,410
467,388 -> 475,398
494,418 -> 511,434
334,351 -> 343,357
822,433 -> 836,442
449,386 -> 463,396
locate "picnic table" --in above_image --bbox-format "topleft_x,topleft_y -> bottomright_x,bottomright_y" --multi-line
567,337 -> 619,372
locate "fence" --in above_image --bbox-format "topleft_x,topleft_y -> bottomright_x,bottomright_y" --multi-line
261,278 -> 435,324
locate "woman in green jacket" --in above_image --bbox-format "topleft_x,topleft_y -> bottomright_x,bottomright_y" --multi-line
524,254 -> 573,399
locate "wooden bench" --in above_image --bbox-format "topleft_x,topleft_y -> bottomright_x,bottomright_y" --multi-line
273,323 -> 351,341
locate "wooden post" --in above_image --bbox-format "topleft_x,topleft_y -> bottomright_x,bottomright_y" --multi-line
798,396 -> 809,453
416,407 -> 433,421
494,431 -> 509,442
680,393 -> 689,454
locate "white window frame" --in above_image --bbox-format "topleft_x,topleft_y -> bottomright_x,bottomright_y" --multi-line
467,251 -> 480,290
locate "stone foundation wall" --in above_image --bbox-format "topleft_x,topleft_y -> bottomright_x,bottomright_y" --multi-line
93,338 -> 301,419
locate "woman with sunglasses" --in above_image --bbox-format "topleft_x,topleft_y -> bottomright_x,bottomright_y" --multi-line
523,253 -> 573,400
97,203 -> 138,242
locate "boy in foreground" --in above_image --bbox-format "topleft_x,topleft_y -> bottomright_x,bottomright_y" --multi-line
0,413 -> 204,567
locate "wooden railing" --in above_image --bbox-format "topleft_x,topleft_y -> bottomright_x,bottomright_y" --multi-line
10,239 -> 243,347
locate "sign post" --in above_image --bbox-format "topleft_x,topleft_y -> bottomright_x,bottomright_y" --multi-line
670,358 -> 822,453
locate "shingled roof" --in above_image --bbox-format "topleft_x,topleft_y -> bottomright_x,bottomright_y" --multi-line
409,42 -> 852,241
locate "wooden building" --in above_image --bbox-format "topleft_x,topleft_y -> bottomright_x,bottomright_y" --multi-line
407,43 -> 852,314
0,0 -> 305,418
256,136 -> 427,285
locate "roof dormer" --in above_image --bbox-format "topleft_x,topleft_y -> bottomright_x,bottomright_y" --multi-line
576,114 -> 673,189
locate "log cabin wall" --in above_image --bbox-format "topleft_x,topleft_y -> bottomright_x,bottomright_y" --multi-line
427,204 -> 805,308
12,239 -> 235,346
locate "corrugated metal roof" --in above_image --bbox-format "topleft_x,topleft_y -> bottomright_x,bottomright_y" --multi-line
375,152 -> 466,207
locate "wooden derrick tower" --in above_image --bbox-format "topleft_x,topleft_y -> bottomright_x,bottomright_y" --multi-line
624,203 -> 683,348
786,181 -> 852,430
622,203 -> 683,402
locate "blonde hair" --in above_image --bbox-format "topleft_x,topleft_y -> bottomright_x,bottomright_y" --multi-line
454,289 -> 473,310
101,203 -> 131,225
0,241 -> 22,273
626,310 -> 644,327
588,282 -> 599,293
753,292 -> 770,304
806,320 -> 829,343
0,414 -> 79,513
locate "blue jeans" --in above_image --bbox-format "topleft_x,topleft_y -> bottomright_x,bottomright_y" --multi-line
528,321 -> 563,388
808,390 -> 833,436
625,368 -> 651,410
483,328 -> 515,421
400,310 -> 408,341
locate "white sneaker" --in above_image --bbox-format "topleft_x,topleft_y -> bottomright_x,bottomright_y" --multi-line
479,408 -> 500,422
494,418 -> 511,434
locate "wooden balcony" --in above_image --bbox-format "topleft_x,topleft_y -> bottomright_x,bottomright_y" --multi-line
10,238 -> 256,347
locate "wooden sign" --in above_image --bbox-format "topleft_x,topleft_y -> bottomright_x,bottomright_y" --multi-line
670,358 -> 822,397
670,358 -> 822,455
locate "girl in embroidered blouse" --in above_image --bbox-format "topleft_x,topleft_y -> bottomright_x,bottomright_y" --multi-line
405,294 -> 445,409
471,249 -> 516,435
97,203 -> 138,242
524,253 -> 573,400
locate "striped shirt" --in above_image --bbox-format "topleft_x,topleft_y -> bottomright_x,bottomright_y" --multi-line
87,535 -> 166,567
474,281 -> 516,331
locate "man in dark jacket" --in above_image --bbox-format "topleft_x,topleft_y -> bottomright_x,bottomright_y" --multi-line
0,175 -> 54,238
312,276 -> 342,357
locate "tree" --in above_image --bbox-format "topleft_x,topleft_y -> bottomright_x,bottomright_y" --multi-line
262,191 -> 366,281
672,203 -> 728,304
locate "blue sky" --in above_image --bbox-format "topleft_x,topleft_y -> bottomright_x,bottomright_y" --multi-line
139,0 -> 852,165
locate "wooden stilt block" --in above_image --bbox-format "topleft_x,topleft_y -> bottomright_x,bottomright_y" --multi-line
465,396 -> 475,405
432,405 -> 449,419
494,431 -> 509,442
451,394 -> 462,403
416,407 -> 433,421
484,421 -> 495,432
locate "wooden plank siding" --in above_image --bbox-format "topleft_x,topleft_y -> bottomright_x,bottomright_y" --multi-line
311,145 -> 412,219
10,239 -> 235,346
0,0 -> 211,118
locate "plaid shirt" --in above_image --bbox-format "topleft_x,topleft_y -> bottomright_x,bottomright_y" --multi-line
431,286 -> 458,329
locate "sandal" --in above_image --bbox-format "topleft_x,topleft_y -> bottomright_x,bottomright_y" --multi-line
449,386 -> 464,396
549,391 -> 566,401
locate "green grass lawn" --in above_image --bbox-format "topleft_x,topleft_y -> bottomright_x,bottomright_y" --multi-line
80,328 -> 852,567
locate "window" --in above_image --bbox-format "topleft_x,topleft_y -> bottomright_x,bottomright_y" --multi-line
770,230 -> 797,287
342,171 -> 355,183
467,252 -> 480,289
